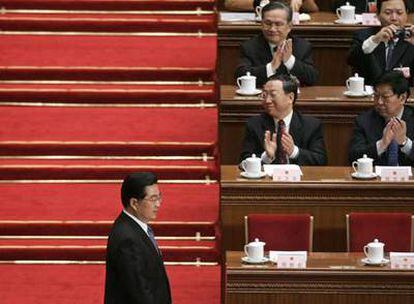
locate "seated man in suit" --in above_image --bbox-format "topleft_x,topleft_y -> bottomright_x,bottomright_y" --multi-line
234,1 -> 319,87
240,74 -> 327,165
225,0 -> 319,12
349,71 -> 414,166
348,0 -> 414,85
105,172 -> 171,304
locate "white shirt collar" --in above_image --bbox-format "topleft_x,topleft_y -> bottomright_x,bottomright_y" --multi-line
123,209 -> 149,236
273,110 -> 293,131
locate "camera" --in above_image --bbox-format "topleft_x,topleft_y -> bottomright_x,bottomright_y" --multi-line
395,28 -> 413,39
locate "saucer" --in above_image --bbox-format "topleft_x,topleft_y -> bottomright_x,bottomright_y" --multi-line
242,256 -> 269,264
351,172 -> 377,180
361,257 -> 390,266
240,171 -> 266,179
236,89 -> 262,96
334,19 -> 361,25
344,90 -> 371,97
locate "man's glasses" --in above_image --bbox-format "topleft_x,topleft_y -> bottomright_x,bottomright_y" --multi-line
143,195 -> 162,204
262,20 -> 288,29
373,93 -> 396,102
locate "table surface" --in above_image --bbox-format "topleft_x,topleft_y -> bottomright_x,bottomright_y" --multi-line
226,251 -> 413,273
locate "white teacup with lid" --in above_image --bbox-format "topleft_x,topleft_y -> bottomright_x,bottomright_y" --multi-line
336,2 -> 356,23
255,0 -> 270,21
346,73 -> 365,94
352,154 -> 373,177
363,239 -> 385,263
237,72 -> 257,94
244,238 -> 266,261
241,154 -> 261,176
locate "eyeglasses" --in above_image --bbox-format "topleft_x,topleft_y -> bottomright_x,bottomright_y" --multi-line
373,93 -> 396,102
262,20 -> 288,29
143,195 -> 162,204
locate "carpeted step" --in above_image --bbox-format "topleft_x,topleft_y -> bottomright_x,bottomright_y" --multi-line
0,221 -> 217,237
0,105 -> 218,155
1,0 -> 217,11
0,82 -> 217,104
0,238 -> 219,261
0,182 -> 219,222
0,264 -> 220,304
0,158 -> 219,180
0,12 -> 217,32
0,34 -> 217,81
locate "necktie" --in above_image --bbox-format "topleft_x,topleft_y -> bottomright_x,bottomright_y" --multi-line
276,119 -> 287,164
385,40 -> 395,71
387,139 -> 399,166
147,225 -> 160,254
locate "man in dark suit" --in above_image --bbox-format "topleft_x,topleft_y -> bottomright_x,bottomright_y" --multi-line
348,0 -> 414,85
349,71 -> 414,165
104,172 -> 171,304
240,74 -> 327,165
235,1 -> 318,87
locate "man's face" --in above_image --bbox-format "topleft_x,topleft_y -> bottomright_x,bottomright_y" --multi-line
261,80 -> 294,119
378,0 -> 407,27
374,83 -> 406,119
132,184 -> 161,223
261,8 -> 292,45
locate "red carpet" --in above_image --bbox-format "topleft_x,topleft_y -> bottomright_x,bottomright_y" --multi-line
1,0 -> 216,10
0,106 -> 217,142
0,13 -> 217,32
0,183 -> 219,221
0,35 -> 217,81
0,264 -> 220,304
0,82 -> 217,103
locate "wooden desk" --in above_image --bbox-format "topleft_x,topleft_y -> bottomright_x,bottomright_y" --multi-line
221,165 -> 414,252
226,251 -> 414,304
219,12 -> 414,86
220,85 -> 414,166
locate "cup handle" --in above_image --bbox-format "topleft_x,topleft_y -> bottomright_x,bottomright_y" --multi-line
241,160 -> 247,171
363,245 -> 369,258
236,77 -> 242,89
352,161 -> 358,173
244,245 -> 249,257
336,8 -> 341,19
255,6 -> 262,17
346,79 -> 350,90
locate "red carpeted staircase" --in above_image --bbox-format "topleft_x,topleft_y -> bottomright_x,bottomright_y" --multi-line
0,1 -> 220,303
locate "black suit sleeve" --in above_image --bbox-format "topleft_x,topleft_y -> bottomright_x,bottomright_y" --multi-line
116,239 -> 154,304
348,116 -> 379,164
290,40 -> 319,86
235,43 -> 269,87
347,30 -> 384,83
239,119 -> 265,163
295,120 -> 327,165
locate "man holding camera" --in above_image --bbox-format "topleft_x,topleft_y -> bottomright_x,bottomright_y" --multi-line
348,0 -> 414,85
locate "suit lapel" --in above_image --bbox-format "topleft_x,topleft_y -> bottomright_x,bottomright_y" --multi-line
261,113 -> 276,134
258,33 -> 273,63
375,43 -> 387,71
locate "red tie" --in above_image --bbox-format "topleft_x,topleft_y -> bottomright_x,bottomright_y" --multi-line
276,120 -> 287,164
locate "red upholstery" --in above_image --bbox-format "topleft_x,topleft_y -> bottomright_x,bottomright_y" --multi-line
246,214 -> 312,251
348,212 -> 413,252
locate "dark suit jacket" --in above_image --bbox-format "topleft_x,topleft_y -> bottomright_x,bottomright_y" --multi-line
349,106 -> 414,165
240,111 -> 327,165
348,27 -> 414,85
104,212 -> 171,304
235,33 -> 319,87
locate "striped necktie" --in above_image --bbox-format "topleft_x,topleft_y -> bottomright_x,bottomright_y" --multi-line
147,225 -> 160,254
387,139 -> 399,166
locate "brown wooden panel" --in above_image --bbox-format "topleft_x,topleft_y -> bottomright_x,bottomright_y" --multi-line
226,252 -> 414,304
221,166 -> 414,252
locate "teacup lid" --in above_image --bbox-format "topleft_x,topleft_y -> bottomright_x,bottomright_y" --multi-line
349,73 -> 363,80
367,239 -> 384,247
240,72 -> 256,79
247,238 -> 266,246
341,2 -> 355,9
247,153 -> 258,160
358,154 -> 373,162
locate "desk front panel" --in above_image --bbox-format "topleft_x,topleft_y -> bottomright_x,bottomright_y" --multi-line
221,166 -> 414,252
226,251 -> 414,304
